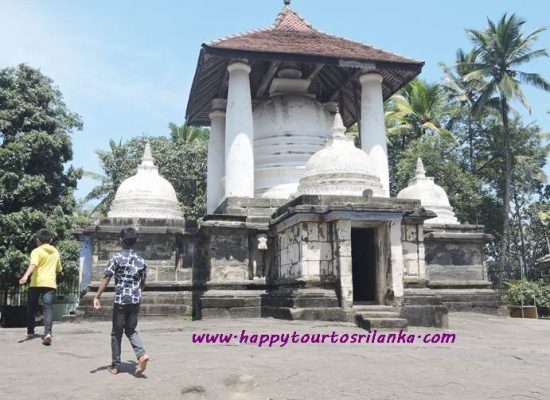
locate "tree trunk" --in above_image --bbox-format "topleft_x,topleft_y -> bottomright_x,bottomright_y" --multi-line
468,114 -> 479,225
499,95 -> 512,284
512,190 -> 528,279
468,114 -> 474,171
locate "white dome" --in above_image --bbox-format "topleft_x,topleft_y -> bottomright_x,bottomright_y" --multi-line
297,113 -> 384,197
396,158 -> 458,224
107,143 -> 184,220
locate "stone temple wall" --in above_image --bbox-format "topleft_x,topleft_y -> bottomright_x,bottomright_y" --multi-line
87,232 -> 194,283
275,221 -> 336,282
204,227 -> 250,282
401,223 -> 426,278
423,225 -> 491,282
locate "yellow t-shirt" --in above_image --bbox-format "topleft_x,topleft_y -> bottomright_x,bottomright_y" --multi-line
29,244 -> 62,289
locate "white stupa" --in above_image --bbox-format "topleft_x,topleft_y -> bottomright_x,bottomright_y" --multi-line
397,158 -> 459,225
297,112 -> 384,197
107,143 -> 184,220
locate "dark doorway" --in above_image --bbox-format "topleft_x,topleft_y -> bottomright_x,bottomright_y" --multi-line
351,228 -> 377,303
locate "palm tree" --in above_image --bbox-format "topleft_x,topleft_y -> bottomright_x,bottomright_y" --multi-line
440,49 -> 488,170
168,122 -> 209,144
385,80 -> 458,146
84,139 -> 131,215
465,14 -> 550,280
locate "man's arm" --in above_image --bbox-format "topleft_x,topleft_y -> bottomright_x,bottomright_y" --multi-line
93,276 -> 111,309
19,264 -> 37,285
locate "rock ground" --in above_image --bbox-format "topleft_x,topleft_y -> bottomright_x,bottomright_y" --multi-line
1,313 -> 549,400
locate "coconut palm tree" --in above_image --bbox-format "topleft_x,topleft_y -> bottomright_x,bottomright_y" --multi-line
465,14 -> 550,279
84,139 -> 131,215
385,80 -> 457,146
439,49 -> 489,169
168,122 -> 209,144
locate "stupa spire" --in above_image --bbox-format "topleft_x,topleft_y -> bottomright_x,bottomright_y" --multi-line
331,112 -> 347,140
415,157 -> 426,179
139,141 -> 157,171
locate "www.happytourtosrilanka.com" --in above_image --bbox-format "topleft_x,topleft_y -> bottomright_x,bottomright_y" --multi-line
192,330 -> 457,348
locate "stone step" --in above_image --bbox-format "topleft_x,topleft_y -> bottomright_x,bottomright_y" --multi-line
201,296 -> 261,308
352,305 -> 396,312
427,280 -> 493,289
79,292 -> 193,306
263,296 -> 340,309
200,306 -> 261,319
78,304 -> 192,320
355,316 -> 408,331
263,306 -> 348,322
355,311 -> 400,319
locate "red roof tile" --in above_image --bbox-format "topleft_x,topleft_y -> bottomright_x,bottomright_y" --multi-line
205,6 -> 421,65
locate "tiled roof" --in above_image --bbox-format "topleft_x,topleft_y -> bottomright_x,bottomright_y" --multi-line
205,6 -> 421,65
186,6 -> 423,126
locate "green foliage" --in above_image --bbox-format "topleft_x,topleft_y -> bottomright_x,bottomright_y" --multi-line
86,134 -> 208,222
168,122 -> 209,144
503,279 -> 550,308
464,13 -> 550,277
391,134 -> 489,226
386,80 -> 457,144
0,64 -> 83,287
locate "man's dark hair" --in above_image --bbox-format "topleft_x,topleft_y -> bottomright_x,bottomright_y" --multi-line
120,227 -> 138,248
36,229 -> 52,244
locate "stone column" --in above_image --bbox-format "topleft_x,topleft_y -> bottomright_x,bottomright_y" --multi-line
78,234 -> 93,292
360,73 -> 389,196
207,99 -> 226,213
225,61 -> 254,198
389,220 -> 404,299
334,220 -> 353,309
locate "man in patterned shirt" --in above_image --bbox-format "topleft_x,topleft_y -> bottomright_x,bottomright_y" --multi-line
93,227 -> 150,375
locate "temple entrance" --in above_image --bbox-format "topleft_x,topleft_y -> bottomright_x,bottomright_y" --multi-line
351,228 -> 377,303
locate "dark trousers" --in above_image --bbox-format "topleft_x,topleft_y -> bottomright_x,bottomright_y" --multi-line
111,303 -> 146,368
27,287 -> 55,335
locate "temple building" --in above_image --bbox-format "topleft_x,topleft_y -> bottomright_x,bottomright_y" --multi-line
77,2 -> 500,327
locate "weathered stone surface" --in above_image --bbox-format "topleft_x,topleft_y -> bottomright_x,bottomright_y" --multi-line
425,243 -> 482,266
356,316 -> 408,330
157,266 -> 177,281
400,305 -> 448,328
427,264 -> 485,281
201,297 -> 261,308
201,307 -> 262,319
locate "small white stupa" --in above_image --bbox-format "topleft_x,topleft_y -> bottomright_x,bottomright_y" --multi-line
397,158 -> 459,225
297,112 -> 384,197
107,142 -> 184,220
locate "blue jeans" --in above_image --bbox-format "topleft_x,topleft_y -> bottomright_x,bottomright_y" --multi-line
111,303 -> 146,368
27,287 -> 55,335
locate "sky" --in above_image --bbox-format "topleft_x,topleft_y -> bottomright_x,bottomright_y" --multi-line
1,0 -> 549,201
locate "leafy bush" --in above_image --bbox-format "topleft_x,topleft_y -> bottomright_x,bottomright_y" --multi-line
503,279 -> 550,309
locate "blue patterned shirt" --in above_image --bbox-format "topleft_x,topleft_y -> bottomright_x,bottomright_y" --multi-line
104,249 -> 147,305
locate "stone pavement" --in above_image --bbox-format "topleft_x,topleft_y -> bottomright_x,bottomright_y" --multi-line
1,313 -> 549,400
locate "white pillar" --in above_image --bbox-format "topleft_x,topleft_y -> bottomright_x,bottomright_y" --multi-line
207,99 -> 226,213
225,61 -> 254,198
360,73 -> 389,196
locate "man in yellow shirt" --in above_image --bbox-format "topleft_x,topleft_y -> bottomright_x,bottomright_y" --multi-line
19,229 -> 62,345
